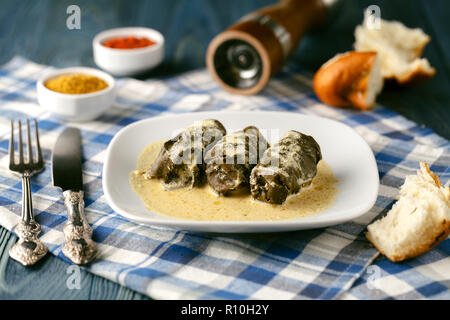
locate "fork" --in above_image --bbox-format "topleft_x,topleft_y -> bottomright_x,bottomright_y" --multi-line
8,119 -> 48,266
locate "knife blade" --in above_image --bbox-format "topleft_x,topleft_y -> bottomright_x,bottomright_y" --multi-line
52,127 -> 83,191
52,127 -> 97,265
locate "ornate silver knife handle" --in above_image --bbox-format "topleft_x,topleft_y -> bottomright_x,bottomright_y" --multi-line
61,190 -> 97,265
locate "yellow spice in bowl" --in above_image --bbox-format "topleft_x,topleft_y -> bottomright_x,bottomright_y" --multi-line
45,73 -> 108,94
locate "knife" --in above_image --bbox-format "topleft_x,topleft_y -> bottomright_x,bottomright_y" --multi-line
52,127 -> 97,265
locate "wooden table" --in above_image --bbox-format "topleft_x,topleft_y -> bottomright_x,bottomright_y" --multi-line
0,0 -> 448,299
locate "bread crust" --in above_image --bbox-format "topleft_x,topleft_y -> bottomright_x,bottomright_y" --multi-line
313,51 -> 378,110
393,67 -> 436,86
366,220 -> 450,262
422,162 -> 443,188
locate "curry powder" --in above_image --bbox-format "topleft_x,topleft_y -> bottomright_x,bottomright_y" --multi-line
45,74 -> 108,94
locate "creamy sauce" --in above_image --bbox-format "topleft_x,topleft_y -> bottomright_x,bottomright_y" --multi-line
130,141 -> 339,221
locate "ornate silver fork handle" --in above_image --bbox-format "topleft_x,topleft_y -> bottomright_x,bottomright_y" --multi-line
61,190 -> 97,265
9,120 -> 48,266
9,172 -> 48,266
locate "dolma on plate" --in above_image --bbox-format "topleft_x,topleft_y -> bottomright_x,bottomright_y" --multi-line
146,119 -> 226,190
250,130 -> 322,204
205,126 -> 269,195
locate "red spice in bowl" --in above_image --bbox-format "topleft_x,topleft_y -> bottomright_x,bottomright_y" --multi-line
103,36 -> 156,49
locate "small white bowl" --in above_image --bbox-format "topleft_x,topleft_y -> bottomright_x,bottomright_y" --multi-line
93,27 -> 164,76
37,67 -> 116,122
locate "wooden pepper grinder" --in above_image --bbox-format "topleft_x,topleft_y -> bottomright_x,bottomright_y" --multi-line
206,0 -> 328,95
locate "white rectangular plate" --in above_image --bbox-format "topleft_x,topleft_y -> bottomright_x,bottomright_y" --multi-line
102,111 -> 379,233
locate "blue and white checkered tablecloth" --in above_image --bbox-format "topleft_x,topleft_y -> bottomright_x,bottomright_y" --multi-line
0,56 -> 448,300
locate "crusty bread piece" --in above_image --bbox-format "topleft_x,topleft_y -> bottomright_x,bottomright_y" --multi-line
354,17 -> 436,85
313,51 -> 383,110
366,162 -> 450,262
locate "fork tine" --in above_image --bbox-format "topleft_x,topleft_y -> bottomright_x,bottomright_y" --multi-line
26,119 -> 33,164
34,119 -> 43,165
9,120 -> 15,167
18,120 -> 24,164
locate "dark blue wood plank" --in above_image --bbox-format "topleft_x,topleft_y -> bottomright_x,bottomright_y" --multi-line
0,0 -> 447,137
0,227 -> 148,299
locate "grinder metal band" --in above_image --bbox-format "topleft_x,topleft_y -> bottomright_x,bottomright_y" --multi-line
240,12 -> 292,59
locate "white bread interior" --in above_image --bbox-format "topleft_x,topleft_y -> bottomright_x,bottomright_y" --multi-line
366,162 -> 450,262
364,53 -> 383,108
354,17 -> 436,84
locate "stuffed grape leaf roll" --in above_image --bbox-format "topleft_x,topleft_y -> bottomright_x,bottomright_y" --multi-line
205,126 -> 269,195
250,130 -> 322,204
146,119 -> 226,190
